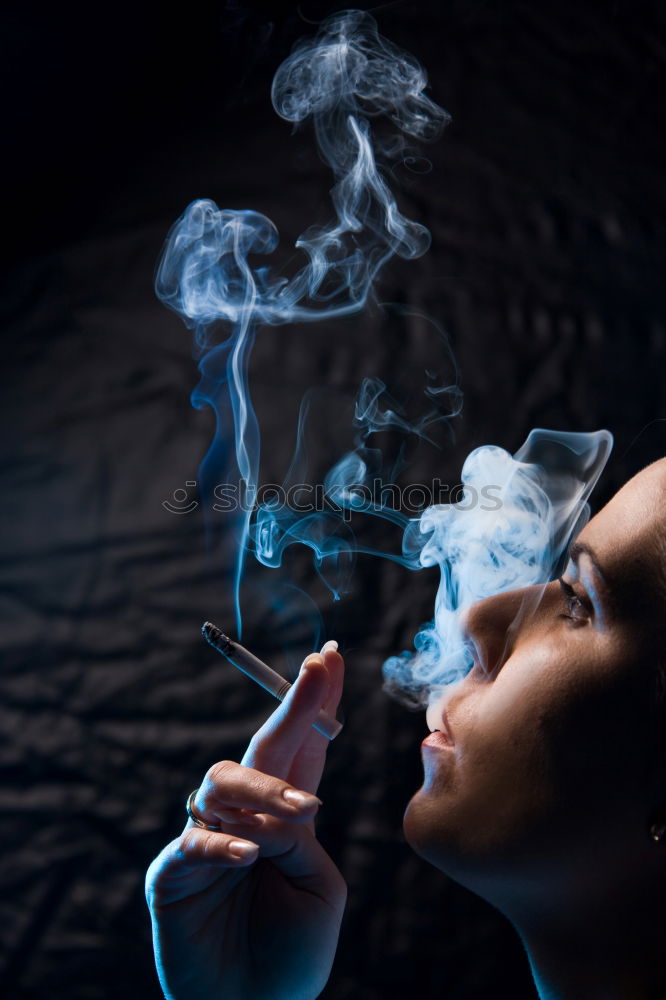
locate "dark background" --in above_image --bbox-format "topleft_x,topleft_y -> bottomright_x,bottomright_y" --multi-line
2,1 -> 665,997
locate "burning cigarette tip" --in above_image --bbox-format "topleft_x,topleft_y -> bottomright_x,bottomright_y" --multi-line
202,620 -> 231,652
200,620 -> 343,740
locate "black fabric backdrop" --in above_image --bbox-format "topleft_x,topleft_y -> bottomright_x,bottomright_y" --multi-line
2,1 -> 665,997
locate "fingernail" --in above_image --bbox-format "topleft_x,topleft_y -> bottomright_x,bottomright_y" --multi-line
229,840 -> 259,859
283,788 -> 323,809
321,639 -> 338,654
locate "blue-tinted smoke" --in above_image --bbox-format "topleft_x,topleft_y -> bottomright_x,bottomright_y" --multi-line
252,373 -> 462,603
383,429 -> 613,707
156,9 -> 613,708
155,11 -> 450,633
156,10 -> 448,328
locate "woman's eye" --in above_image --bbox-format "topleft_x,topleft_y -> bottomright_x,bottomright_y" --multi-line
565,594 -> 587,621
558,578 -> 590,626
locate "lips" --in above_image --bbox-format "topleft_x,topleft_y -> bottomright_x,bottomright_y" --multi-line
423,708 -> 455,750
422,729 -> 454,750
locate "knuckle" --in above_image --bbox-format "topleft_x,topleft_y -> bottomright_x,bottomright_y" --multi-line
200,831 -> 229,861
201,758 -> 279,809
207,759 -> 237,787
175,829 -> 230,864
177,829 -> 202,858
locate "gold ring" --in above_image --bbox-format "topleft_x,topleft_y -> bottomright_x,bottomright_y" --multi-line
186,789 -> 223,832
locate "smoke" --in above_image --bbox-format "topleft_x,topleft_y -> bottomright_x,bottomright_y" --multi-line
155,10 -> 451,634
156,9 -> 449,327
383,429 -> 613,707
155,9 -> 613,707
252,370 -> 462,604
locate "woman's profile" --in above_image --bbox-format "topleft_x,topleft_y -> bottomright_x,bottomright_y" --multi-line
146,457 -> 666,999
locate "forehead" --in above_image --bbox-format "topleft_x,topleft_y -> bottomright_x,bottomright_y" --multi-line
579,460 -> 666,611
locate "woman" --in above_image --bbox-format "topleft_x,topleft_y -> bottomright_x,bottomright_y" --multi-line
145,459 -> 666,999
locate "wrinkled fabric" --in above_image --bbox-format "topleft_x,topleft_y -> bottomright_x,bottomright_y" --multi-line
2,2 -> 665,998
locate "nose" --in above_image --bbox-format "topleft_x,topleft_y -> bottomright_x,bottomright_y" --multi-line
460,583 -> 546,677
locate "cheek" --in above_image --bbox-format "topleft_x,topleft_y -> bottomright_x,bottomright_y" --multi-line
502,644 -> 653,831
430,658 -> 568,843
537,681 -> 646,814
459,729 -> 554,848
404,641 -> 653,870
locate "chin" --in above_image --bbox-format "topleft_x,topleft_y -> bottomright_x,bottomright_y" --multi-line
403,785 -> 501,894
404,780 -> 559,918
404,793 -> 501,912
402,787 -> 452,869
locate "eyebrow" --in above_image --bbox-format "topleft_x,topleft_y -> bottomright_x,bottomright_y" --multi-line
568,539 -> 617,619
568,540 -> 607,584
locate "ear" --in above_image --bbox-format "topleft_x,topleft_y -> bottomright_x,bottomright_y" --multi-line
648,801 -> 666,845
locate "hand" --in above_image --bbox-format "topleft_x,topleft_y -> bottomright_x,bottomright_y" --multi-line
145,643 -> 346,1000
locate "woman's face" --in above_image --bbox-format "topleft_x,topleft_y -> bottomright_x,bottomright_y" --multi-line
403,460 -> 666,913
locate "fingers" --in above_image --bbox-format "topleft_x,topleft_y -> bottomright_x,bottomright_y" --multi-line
148,755 -> 326,908
145,829 -> 260,907
318,642 -> 344,720
191,759 -> 322,830
241,653 -> 332,777
182,829 -> 260,864
285,645 -> 345,794
147,813 -> 342,910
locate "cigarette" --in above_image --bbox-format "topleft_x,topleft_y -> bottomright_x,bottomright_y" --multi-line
202,622 -> 343,740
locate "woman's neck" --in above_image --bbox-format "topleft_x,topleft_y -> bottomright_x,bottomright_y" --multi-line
517,898 -> 666,1000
